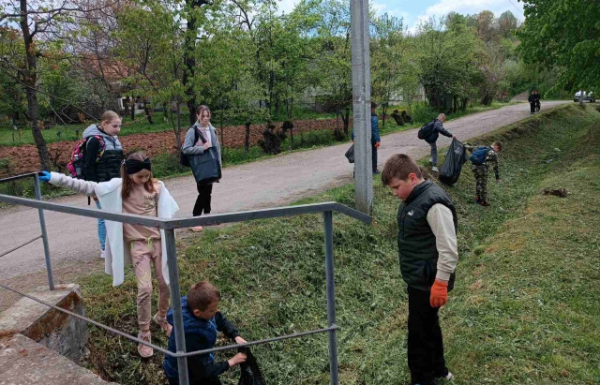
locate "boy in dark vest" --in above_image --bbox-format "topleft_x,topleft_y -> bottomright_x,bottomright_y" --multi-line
465,142 -> 502,207
381,154 -> 458,385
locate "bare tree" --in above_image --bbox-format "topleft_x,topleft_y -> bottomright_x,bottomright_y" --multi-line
1,0 -> 116,170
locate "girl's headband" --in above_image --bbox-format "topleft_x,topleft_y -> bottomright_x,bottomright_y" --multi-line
124,158 -> 152,175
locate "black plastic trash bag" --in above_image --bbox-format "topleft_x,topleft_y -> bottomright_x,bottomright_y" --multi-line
439,138 -> 468,186
345,144 -> 355,163
238,347 -> 266,385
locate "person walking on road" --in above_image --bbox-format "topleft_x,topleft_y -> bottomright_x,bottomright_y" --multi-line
351,101 -> 381,174
182,105 -> 222,232
82,111 -> 124,258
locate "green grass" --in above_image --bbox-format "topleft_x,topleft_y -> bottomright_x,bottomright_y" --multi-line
78,103 -> 600,384
0,107 -> 338,147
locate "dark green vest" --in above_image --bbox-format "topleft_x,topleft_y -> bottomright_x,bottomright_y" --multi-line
397,180 -> 457,292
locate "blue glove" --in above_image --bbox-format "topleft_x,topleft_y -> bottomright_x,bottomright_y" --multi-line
39,171 -> 51,183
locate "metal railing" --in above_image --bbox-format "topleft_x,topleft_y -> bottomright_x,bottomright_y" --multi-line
0,173 -> 54,289
0,173 -> 371,385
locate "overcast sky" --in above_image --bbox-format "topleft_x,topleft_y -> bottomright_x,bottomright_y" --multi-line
277,0 -> 525,31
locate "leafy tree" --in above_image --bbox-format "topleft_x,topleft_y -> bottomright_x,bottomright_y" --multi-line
307,0 -> 353,136
497,11 -> 518,39
416,18 -> 481,112
518,0 -> 600,93
371,13 -> 405,127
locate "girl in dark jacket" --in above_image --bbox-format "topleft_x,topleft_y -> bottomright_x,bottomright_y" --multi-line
182,105 -> 222,232
81,110 -> 124,257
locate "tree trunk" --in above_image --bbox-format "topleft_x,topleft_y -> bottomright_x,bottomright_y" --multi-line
342,108 -> 351,136
289,98 -> 294,146
144,101 -> 153,124
176,100 -> 182,156
183,0 -> 201,125
220,109 -> 225,149
244,121 -> 251,152
20,0 -> 50,170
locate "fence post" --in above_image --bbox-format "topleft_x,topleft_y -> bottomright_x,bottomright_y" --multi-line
33,174 -> 54,290
164,229 -> 189,385
323,211 -> 339,385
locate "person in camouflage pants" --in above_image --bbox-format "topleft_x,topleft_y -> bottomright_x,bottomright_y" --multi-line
465,141 -> 503,206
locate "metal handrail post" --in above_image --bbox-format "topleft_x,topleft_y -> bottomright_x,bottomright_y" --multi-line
33,173 -> 54,290
164,228 -> 190,385
323,211 -> 338,385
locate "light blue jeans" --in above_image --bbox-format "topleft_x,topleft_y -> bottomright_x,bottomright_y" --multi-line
429,141 -> 438,166
95,199 -> 106,251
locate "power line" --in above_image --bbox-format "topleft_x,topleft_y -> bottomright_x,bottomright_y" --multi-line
506,0 -> 525,17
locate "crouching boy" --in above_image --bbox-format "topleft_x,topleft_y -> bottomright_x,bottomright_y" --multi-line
465,141 -> 502,207
381,154 -> 459,385
164,281 -> 247,385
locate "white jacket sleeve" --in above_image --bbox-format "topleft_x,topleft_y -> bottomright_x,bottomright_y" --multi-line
49,172 -> 98,196
426,203 -> 459,281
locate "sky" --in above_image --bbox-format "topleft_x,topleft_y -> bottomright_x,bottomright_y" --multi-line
277,0 -> 525,31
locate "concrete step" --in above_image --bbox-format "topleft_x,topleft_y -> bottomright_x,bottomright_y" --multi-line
0,333 -> 116,384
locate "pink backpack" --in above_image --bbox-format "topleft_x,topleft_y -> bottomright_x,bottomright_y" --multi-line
67,135 -> 106,179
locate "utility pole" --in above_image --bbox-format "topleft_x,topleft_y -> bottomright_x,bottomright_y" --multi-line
350,0 -> 373,214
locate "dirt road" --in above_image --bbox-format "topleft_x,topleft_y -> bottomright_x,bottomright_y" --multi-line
0,101 -> 566,299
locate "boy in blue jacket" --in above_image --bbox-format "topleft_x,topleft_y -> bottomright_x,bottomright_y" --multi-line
351,101 -> 381,174
164,281 -> 247,385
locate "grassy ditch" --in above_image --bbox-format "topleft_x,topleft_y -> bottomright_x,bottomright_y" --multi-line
79,103 -> 599,384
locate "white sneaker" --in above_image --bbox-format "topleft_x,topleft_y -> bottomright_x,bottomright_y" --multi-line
432,166 -> 439,173
437,372 -> 454,381
429,158 -> 433,164
100,248 -> 105,259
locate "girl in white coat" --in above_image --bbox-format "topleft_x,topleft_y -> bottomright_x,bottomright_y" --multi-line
40,152 -> 179,358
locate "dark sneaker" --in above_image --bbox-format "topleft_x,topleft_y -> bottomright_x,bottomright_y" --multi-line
480,200 -> 490,207
373,170 -> 381,175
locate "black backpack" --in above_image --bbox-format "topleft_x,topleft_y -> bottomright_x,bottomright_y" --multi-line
418,119 -> 436,140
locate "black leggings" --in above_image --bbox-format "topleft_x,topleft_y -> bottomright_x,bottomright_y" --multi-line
193,182 -> 213,216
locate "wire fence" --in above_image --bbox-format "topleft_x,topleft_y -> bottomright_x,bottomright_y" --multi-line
0,172 -> 371,385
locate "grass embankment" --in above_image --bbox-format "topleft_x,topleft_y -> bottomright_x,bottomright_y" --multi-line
80,103 -> 599,384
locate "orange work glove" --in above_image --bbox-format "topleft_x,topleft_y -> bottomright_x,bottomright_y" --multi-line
430,279 -> 448,308
375,142 -> 381,148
